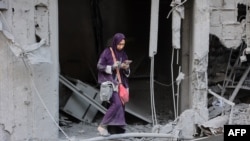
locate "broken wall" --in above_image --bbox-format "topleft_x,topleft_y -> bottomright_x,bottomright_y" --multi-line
185,0 -> 250,136
207,0 -> 250,126
0,0 -> 59,140
209,0 -> 250,49
178,0 -> 250,138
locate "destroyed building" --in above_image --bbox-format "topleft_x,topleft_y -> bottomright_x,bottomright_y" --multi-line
0,0 -> 250,140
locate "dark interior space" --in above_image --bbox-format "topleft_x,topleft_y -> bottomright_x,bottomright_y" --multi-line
208,2 -> 250,104
58,0 -> 176,124
237,3 -> 249,22
208,34 -> 250,104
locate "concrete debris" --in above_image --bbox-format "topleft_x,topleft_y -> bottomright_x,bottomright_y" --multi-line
207,89 -> 235,119
153,123 -> 174,134
152,109 -> 208,139
154,101 -> 249,139
229,103 -> 250,125
199,115 -> 229,136
59,116 -> 73,127
78,130 -> 85,134
208,102 -> 231,119
206,102 -> 250,135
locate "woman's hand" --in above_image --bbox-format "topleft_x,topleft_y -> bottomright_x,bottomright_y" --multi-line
112,61 -> 121,70
121,63 -> 129,70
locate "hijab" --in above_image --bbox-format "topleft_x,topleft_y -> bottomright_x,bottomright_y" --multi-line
111,33 -> 126,61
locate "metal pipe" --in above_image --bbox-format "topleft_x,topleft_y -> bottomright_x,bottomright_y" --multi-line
83,132 -> 177,141
208,89 -> 235,106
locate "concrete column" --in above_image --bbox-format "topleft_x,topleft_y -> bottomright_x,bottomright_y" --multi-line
0,0 -> 59,140
179,1 -> 210,138
190,0 -> 209,117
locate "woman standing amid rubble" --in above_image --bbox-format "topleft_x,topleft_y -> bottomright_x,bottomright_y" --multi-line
96,33 -> 131,136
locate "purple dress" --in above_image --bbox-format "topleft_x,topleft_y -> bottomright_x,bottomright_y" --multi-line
97,33 -> 130,127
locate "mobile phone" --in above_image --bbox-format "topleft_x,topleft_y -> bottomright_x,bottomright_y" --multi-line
125,60 -> 133,64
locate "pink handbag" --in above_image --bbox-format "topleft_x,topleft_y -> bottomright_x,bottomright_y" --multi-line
118,84 -> 129,104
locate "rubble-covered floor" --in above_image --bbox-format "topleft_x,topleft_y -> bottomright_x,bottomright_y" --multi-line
58,101 -> 250,140
58,111 -> 171,141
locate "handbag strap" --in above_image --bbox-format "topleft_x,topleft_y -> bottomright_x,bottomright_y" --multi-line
110,47 -> 122,84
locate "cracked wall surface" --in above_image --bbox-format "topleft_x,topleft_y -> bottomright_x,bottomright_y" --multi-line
178,1 -> 250,138
0,0 -> 58,140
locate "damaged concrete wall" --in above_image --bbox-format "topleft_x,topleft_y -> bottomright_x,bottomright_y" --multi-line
188,0 -> 210,137
178,0 -> 250,138
178,0 -> 210,138
0,0 -> 59,140
209,0 -> 250,49
191,0 -> 210,109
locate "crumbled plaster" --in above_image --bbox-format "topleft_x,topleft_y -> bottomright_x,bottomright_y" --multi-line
154,109 -> 208,139
34,2 -> 49,44
199,115 -> 228,135
192,53 -> 209,109
229,103 -> 250,124
0,4 -> 51,64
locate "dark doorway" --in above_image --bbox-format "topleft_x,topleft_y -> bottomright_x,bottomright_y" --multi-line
58,0 -> 175,125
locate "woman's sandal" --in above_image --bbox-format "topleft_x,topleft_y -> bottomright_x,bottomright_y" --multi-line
97,126 -> 110,137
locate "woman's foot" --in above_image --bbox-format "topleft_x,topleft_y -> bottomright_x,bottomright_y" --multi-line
97,126 -> 110,136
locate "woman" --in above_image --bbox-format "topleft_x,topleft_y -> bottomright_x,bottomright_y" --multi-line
97,33 -> 131,136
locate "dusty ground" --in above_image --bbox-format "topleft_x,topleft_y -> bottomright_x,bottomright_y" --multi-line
58,97 -> 250,141
58,121 -> 153,141
58,111 -> 172,141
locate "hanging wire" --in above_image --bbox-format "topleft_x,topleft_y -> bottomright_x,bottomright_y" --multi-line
22,59 -> 72,141
176,66 -> 181,117
0,11 -> 71,140
171,48 -> 177,119
154,73 -> 193,87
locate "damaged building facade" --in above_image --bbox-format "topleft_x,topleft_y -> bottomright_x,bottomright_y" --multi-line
0,0 -> 250,140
